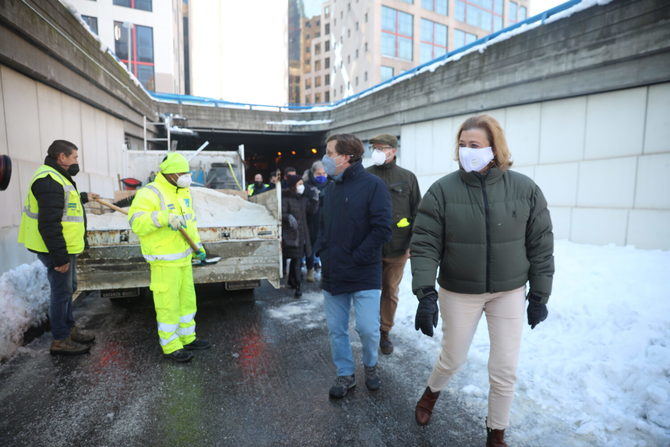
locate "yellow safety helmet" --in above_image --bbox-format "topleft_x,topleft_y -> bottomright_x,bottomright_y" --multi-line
159,152 -> 190,174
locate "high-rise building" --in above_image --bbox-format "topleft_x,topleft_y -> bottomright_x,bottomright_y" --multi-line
289,0 -> 306,104
188,0 -> 289,105
303,0 -> 530,104
66,0 -> 187,93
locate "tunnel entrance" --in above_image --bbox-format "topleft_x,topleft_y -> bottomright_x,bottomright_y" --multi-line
169,129 -> 328,185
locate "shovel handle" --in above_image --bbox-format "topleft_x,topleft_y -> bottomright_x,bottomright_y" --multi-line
96,198 -> 128,215
96,198 -> 200,253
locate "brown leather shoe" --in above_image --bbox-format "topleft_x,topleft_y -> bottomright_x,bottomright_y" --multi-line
415,386 -> 440,426
70,326 -> 95,344
50,336 -> 90,356
380,330 -> 393,355
486,426 -> 508,447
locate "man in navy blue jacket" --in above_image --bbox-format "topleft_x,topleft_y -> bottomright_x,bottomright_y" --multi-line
319,134 -> 392,398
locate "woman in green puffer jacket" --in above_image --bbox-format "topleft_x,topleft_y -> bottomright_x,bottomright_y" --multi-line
410,114 -> 554,447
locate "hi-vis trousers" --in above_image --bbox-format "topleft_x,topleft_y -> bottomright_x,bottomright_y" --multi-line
149,264 -> 197,354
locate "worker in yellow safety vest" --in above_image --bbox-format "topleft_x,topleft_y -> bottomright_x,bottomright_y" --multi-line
128,152 -> 211,362
247,173 -> 270,196
18,140 -> 99,356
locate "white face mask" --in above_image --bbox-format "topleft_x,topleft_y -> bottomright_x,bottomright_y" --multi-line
371,149 -> 387,166
459,147 -> 494,173
296,184 -> 305,195
176,173 -> 192,188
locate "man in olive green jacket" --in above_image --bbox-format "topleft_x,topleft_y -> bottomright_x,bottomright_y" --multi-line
366,134 -> 422,355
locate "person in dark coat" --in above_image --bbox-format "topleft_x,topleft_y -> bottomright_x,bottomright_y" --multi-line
411,115 -> 554,447
282,174 -> 318,298
303,160 -> 331,282
318,134 -> 392,399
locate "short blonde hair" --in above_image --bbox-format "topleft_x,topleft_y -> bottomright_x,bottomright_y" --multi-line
454,114 -> 513,170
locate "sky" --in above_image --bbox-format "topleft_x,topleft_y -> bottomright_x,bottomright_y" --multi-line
303,0 -> 570,19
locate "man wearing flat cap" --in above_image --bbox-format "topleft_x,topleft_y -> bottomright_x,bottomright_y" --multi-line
367,134 -> 421,355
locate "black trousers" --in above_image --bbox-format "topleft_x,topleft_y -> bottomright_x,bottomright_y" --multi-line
287,257 -> 302,290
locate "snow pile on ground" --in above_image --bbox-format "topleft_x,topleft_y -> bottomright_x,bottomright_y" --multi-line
86,187 -> 275,230
0,261 -> 50,362
393,240 -> 670,446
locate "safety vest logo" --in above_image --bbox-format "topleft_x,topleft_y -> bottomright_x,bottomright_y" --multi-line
184,198 -> 190,207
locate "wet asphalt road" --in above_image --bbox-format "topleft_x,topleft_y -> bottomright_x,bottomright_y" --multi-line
0,280 -> 484,447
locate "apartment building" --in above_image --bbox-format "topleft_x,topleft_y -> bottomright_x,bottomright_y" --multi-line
303,0 -> 530,104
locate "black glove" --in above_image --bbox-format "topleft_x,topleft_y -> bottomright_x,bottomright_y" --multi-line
415,288 -> 439,337
527,293 -> 548,329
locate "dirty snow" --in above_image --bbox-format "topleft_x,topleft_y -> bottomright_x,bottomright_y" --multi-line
86,187 -> 275,230
267,239 -> 670,446
168,125 -> 196,135
0,261 -> 49,362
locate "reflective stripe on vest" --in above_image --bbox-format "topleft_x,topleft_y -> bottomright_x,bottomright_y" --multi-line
142,247 -> 193,262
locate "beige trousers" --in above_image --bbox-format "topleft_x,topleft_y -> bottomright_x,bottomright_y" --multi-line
427,285 -> 526,430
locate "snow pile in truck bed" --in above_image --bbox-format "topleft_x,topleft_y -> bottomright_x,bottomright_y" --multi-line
86,187 -> 275,230
0,261 -> 49,362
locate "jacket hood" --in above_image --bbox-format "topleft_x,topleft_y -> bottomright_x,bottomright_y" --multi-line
160,152 -> 190,174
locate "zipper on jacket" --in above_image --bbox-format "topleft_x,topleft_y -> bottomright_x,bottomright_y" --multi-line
480,176 -> 492,292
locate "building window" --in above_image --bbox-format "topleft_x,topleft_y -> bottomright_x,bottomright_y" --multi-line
114,22 -> 155,90
365,12 -> 368,22
420,19 -> 447,63
325,40 -> 330,51
455,0 -> 504,32
347,2 -> 351,11
364,71 -> 368,81
347,28 -> 351,38
381,6 -> 413,61
315,60 -> 321,71
82,15 -> 98,34
421,0 -> 448,15
325,23 -> 330,34
325,74 -> 330,85
355,21 -> 359,30
508,1 -> 518,22
355,76 -> 359,86
381,66 -> 394,82
113,0 -> 152,12
453,28 -> 477,49
315,93 -> 321,103
340,85 -> 343,95
355,49 -> 359,58
519,5 -> 527,21
305,94 -> 311,103
325,57 -> 330,68
315,43 -> 321,55
325,91 -> 330,102
305,78 -> 311,89
364,42 -> 368,52
347,55 -> 351,64
325,6 -> 330,16
316,76 -> 322,87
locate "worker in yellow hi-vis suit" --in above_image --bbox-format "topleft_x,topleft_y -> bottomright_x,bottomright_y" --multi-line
128,152 -> 210,362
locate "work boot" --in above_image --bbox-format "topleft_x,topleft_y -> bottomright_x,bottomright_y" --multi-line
364,365 -> 381,391
486,426 -> 508,447
50,336 -> 90,356
329,374 -> 356,399
164,349 -> 193,363
183,338 -> 211,350
380,330 -> 393,355
70,326 -> 95,344
415,387 -> 441,426
306,268 -> 315,283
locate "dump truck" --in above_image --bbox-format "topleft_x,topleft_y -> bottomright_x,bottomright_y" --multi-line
75,150 -> 282,301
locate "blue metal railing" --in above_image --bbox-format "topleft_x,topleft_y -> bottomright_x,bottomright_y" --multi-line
150,0 -> 585,113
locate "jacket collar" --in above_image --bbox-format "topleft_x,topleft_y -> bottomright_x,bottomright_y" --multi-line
155,171 -> 182,193
336,161 -> 364,183
376,157 -> 397,170
44,156 -> 75,185
459,166 -> 505,187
